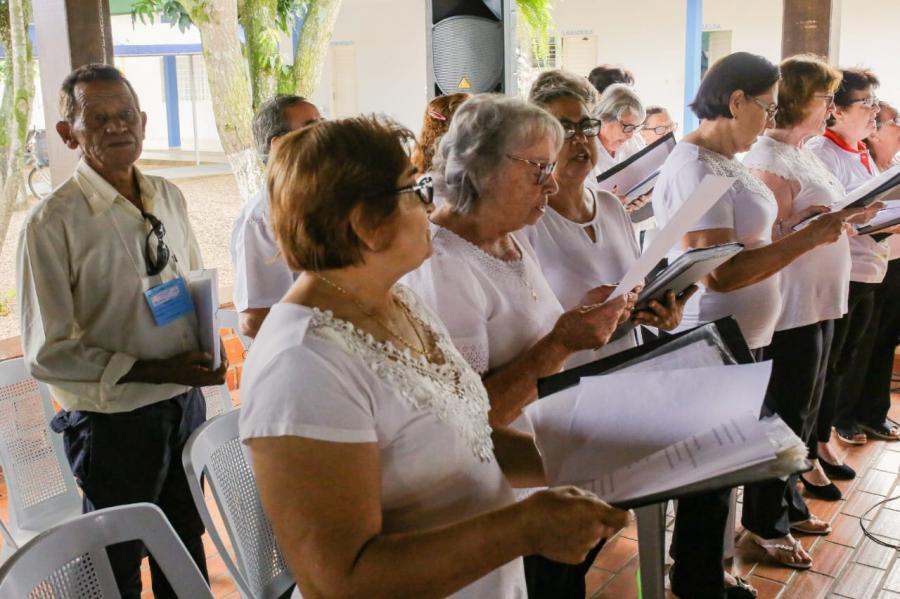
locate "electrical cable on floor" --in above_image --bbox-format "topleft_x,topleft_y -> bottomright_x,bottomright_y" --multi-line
859,494 -> 900,549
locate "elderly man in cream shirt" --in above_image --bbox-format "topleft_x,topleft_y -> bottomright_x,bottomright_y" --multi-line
17,63 -> 225,599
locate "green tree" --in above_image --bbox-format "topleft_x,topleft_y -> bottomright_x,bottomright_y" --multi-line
0,0 -> 34,260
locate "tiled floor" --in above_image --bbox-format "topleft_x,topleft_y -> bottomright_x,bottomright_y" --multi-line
1,392 -> 898,598
586,391 -> 900,599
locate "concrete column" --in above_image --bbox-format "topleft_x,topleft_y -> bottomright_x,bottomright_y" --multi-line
781,0 -> 838,60
33,0 -> 114,186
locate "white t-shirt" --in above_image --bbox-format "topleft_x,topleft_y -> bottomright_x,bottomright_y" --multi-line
525,189 -> 641,357
405,226 -> 564,375
230,188 -> 297,311
239,290 -> 526,599
743,136 -> 851,330
651,142 -> 781,350
806,134 -> 889,284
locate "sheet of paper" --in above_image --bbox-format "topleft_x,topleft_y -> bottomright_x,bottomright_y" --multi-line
188,269 -> 221,369
609,175 -> 736,299
833,164 -> 900,211
858,200 -> 900,229
596,133 -> 676,194
546,360 -> 772,484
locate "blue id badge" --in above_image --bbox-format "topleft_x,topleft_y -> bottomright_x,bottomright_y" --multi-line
144,277 -> 194,326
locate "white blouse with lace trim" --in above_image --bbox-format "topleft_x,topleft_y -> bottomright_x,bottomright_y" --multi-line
743,136 -> 851,329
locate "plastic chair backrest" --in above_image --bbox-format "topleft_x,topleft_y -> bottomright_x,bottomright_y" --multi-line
200,384 -> 234,419
0,359 -> 81,533
0,503 -> 213,598
183,410 -> 293,599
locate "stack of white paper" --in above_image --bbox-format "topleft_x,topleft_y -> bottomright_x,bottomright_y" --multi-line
188,269 -> 221,369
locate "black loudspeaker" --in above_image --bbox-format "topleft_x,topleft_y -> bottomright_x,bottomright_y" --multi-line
426,0 -> 516,98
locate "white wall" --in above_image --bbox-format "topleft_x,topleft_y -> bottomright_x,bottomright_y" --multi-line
702,0 -> 782,64
837,0 -> 900,108
551,0 -> 688,131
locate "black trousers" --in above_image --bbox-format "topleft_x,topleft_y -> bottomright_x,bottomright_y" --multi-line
741,321 -> 831,538
669,490 -> 732,599
858,260 -> 900,427
818,282 -> 879,436
50,389 -> 208,599
524,540 -> 606,598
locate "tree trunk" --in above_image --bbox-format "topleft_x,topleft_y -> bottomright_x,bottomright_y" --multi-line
292,0 -> 342,98
0,7 -> 13,192
0,0 -> 33,259
239,0 -> 280,110
184,0 -> 263,201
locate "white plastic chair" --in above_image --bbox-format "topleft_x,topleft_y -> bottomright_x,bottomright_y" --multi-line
0,502 -> 213,598
201,383 -> 234,419
0,358 -> 82,561
183,409 -> 294,599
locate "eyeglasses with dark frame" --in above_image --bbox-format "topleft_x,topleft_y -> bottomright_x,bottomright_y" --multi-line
617,119 -> 644,134
846,95 -> 880,109
394,175 -> 434,206
141,211 -> 171,276
559,118 -> 602,140
506,155 -> 558,185
643,122 -> 679,136
749,95 -> 779,120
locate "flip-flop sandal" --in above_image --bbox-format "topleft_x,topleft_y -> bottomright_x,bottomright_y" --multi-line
790,515 -> 832,535
859,420 -> 900,441
749,534 -> 812,570
835,425 -> 867,445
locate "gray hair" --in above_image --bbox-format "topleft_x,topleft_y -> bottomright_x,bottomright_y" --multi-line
528,69 -> 597,110
252,95 -> 309,162
432,94 -> 564,215
594,83 -> 645,122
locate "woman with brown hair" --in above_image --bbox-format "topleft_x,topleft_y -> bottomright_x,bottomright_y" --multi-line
412,92 -> 471,174
238,114 -> 627,598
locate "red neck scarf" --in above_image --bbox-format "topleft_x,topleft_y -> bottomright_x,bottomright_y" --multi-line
824,129 -> 872,174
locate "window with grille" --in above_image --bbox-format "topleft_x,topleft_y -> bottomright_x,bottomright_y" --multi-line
175,55 -> 211,102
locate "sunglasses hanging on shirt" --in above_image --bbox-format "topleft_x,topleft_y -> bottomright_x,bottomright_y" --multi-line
141,211 -> 172,276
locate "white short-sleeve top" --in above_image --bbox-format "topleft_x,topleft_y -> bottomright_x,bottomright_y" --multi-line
651,141 -> 781,349
525,190 -> 641,357
743,136 -> 851,330
230,188 -> 297,311
806,133 -> 889,284
404,225 -> 564,375
239,288 -> 526,599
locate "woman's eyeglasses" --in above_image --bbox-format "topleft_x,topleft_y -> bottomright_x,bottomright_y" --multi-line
506,155 -> 558,185
644,122 -> 679,136
877,115 -> 900,129
395,175 -> 434,206
142,211 -> 171,276
749,96 -> 779,120
847,95 -> 880,109
814,94 -> 835,106
560,118 -> 602,140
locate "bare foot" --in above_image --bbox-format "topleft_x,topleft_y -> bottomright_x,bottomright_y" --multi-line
818,440 -> 845,466
748,532 -> 812,569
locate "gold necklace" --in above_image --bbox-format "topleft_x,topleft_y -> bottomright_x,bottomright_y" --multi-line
311,272 -> 433,359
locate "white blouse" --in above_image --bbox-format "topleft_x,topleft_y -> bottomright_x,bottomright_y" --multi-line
525,190 -> 641,357
743,136 -> 851,330
806,135 -> 889,284
585,135 -> 645,193
239,290 -> 526,599
651,142 -> 781,349
404,225 -> 564,375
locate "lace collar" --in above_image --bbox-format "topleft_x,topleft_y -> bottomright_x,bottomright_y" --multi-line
694,144 -> 776,203
307,286 -> 495,461
746,137 -> 844,194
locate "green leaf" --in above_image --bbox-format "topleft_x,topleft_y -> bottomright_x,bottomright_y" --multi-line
515,0 -> 553,61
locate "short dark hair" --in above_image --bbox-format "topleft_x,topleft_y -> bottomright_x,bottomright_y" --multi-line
833,68 -> 879,108
690,52 -> 780,120
268,115 -> 415,271
59,63 -> 140,123
252,95 -> 310,162
587,65 -> 634,95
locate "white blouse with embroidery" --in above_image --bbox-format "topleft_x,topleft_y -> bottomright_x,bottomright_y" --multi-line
743,136 -> 851,330
239,288 -> 526,599
651,141 -> 782,349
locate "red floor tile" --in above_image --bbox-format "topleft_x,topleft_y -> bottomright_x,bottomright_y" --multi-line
808,539 -> 853,577
591,534 -> 639,572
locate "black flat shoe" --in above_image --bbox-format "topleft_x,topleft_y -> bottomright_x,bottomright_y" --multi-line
820,459 -> 856,480
799,475 -> 842,501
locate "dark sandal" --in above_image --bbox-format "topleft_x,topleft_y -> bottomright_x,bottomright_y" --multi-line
726,577 -> 758,598
859,420 -> 900,441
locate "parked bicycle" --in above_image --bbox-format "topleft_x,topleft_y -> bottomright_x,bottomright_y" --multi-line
24,128 -> 51,199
